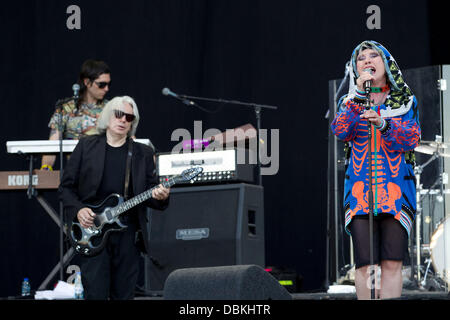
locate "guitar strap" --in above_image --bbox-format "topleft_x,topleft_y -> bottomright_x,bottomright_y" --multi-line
124,138 -> 133,200
124,139 -> 146,254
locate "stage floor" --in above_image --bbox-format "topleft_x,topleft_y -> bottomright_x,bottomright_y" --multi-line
2,289 -> 448,301
290,289 -> 449,300
132,289 -> 449,300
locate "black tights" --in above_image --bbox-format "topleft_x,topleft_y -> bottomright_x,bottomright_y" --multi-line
350,216 -> 408,269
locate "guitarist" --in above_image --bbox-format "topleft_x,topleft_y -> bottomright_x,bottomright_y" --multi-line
59,96 -> 170,300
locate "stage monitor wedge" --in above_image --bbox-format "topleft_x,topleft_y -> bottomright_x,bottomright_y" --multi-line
164,265 -> 292,300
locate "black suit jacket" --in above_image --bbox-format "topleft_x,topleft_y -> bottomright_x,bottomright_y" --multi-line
59,134 -> 168,254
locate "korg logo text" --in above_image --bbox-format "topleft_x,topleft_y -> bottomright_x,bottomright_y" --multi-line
8,175 -> 38,186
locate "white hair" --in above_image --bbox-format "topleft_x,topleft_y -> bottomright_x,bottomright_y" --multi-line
96,96 -> 140,137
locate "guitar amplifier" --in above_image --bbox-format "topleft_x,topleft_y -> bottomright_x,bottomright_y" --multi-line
145,183 -> 265,293
156,149 -> 255,185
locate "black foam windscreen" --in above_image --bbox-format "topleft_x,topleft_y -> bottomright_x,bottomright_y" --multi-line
163,264 -> 292,300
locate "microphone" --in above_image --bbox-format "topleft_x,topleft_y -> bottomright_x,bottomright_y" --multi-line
363,68 -> 373,95
55,84 -> 81,109
72,83 -> 80,99
162,87 -> 196,107
162,87 -> 177,98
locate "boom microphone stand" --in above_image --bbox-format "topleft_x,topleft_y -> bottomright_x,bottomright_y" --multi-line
162,88 -> 278,186
365,87 -> 376,300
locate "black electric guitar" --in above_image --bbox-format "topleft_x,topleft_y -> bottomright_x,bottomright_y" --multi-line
69,166 -> 203,257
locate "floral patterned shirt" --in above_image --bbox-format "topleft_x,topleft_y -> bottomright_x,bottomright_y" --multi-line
48,99 -> 107,139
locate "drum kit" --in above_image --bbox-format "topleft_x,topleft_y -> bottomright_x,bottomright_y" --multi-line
413,135 -> 450,291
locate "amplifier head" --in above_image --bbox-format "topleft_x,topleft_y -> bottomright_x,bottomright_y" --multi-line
156,149 -> 255,185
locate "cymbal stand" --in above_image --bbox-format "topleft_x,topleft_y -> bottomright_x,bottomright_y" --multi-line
413,152 -> 437,287
435,136 -> 448,290
414,164 -> 424,286
421,258 -> 433,287
412,133 -> 449,288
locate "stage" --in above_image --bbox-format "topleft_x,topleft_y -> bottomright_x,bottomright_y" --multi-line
290,290 -> 449,300
2,1 -> 450,305
132,289 -> 450,301
3,286 -> 448,301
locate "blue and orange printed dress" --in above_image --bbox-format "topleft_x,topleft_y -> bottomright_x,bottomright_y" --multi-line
331,40 -> 421,237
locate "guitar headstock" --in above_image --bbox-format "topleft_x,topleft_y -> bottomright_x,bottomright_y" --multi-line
177,166 -> 203,183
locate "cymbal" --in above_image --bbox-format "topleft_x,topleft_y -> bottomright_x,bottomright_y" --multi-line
419,140 -> 450,147
414,140 -> 450,157
415,145 -> 435,155
415,142 -> 450,157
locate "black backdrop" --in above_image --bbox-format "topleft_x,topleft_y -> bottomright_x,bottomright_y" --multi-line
0,0 -> 447,297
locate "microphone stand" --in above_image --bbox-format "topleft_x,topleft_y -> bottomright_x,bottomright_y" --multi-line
54,99 -> 65,281
54,95 -> 77,281
175,93 -> 278,186
365,87 -> 376,300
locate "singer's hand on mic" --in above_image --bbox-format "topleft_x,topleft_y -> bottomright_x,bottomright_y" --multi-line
356,70 -> 375,92
360,109 -> 382,127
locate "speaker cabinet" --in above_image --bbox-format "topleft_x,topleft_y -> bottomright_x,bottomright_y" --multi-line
145,183 -> 265,293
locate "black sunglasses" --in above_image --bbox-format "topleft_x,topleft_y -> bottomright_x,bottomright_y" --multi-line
114,109 -> 135,122
95,81 -> 111,89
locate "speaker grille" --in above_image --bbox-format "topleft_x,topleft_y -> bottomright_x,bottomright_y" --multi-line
145,183 -> 265,292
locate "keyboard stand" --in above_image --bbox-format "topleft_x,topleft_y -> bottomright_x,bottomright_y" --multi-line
22,154 -> 75,290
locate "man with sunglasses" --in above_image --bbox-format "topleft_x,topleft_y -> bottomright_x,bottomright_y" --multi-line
41,59 -> 111,171
59,96 -> 170,300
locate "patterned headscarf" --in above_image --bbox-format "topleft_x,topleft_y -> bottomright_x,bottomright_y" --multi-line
343,40 -> 418,120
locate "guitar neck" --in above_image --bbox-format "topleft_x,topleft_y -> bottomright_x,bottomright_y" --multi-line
113,178 -> 175,217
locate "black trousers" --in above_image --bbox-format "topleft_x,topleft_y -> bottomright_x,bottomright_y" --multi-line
79,222 -> 140,300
